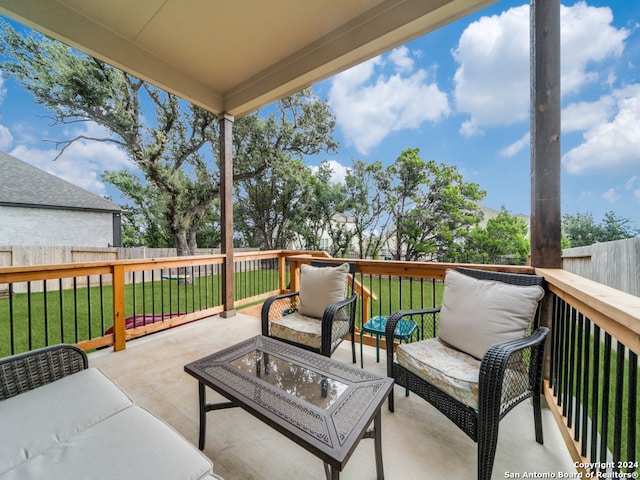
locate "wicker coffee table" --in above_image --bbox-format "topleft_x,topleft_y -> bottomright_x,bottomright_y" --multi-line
184,335 -> 394,480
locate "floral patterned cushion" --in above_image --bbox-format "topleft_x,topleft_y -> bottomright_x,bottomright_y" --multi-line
270,312 -> 349,351
396,338 -> 531,411
396,338 -> 481,409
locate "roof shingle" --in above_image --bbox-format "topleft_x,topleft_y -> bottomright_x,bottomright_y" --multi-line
0,151 -> 120,212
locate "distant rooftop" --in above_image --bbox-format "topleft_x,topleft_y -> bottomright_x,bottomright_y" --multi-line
479,205 -> 530,227
0,151 -> 120,212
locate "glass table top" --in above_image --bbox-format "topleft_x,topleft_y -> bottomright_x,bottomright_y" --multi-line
230,349 -> 349,409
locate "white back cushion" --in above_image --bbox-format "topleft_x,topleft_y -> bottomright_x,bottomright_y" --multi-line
298,263 -> 349,319
437,269 -> 544,359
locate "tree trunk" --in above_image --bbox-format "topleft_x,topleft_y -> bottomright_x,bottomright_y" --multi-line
174,229 -> 194,285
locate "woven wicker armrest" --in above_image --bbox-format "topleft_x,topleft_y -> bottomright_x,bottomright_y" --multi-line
261,291 -> 301,335
320,293 -> 358,352
322,293 -> 357,322
480,326 -> 549,377
384,308 -> 441,375
479,326 -> 549,414
0,344 -> 88,401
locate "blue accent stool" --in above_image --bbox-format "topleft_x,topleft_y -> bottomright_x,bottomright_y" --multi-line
360,315 -> 417,367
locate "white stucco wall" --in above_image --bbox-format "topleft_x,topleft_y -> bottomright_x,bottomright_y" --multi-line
0,206 -> 114,247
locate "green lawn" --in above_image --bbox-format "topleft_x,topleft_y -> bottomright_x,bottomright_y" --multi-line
0,269 -> 282,357
1,271 -> 441,357
357,275 -> 444,339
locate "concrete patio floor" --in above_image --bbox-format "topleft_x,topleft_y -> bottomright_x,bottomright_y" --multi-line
89,313 -> 575,480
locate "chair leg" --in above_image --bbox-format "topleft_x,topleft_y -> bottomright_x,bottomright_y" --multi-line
388,389 -> 395,412
351,335 -> 356,363
533,393 -> 544,444
477,423 -> 499,480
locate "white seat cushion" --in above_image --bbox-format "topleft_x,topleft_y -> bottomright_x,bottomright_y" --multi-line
298,263 -> 349,318
437,269 -> 544,359
0,405 -> 214,480
0,368 -> 133,474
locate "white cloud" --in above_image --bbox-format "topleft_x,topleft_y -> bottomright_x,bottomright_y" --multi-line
453,2 -> 628,136
0,124 -> 13,150
311,160 -> 349,185
325,160 -> 349,184
601,188 -> 620,203
453,5 -> 530,135
9,122 -> 41,145
500,132 -> 530,157
625,176 -> 637,191
560,2 -> 627,94
9,122 -> 131,195
562,96 -> 616,133
563,85 -> 640,175
329,47 -> 450,154
388,46 -> 415,73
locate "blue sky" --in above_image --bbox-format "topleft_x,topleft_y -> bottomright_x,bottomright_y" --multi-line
1,0 -> 639,228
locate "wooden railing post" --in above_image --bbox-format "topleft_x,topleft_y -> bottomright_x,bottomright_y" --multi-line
278,254 -> 287,292
289,259 -> 301,292
112,264 -> 126,351
539,292 -> 555,392
219,113 -> 236,317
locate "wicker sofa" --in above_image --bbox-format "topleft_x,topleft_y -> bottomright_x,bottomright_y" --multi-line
0,344 -> 221,480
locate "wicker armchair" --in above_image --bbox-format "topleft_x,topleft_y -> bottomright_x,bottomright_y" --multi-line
385,267 -> 549,480
0,344 -> 88,401
262,260 -> 357,362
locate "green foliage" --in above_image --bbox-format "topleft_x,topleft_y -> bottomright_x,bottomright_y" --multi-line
386,148 -> 486,261
562,211 -> 639,247
234,157 -> 314,249
343,160 -> 393,259
0,21 -> 221,255
233,92 -> 339,249
450,206 -> 530,264
291,162 -> 348,252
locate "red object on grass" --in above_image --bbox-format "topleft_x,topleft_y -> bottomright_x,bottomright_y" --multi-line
104,313 -> 185,335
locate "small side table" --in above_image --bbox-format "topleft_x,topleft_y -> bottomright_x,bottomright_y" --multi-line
360,315 -> 417,368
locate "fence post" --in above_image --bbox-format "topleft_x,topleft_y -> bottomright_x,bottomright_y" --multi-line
112,264 -> 126,351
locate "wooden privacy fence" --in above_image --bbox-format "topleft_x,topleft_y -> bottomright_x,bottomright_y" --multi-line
563,238 -> 640,297
0,246 -> 255,293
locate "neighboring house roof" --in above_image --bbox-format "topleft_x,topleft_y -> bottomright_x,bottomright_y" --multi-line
478,205 -> 529,228
0,151 -> 120,213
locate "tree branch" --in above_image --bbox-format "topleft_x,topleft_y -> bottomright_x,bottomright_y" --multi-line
46,135 -> 128,160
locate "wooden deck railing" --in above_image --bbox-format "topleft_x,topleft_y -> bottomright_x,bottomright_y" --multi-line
0,252 -> 530,357
0,250 -> 374,356
0,250 -> 304,355
2,252 -> 638,473
536,268 -> 640,477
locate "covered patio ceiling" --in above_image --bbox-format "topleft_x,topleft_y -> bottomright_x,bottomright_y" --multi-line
0,0 -> 498,118
0,0 -> 562,311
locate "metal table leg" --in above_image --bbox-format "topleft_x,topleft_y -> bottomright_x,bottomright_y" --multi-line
198,382 -> 206,450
